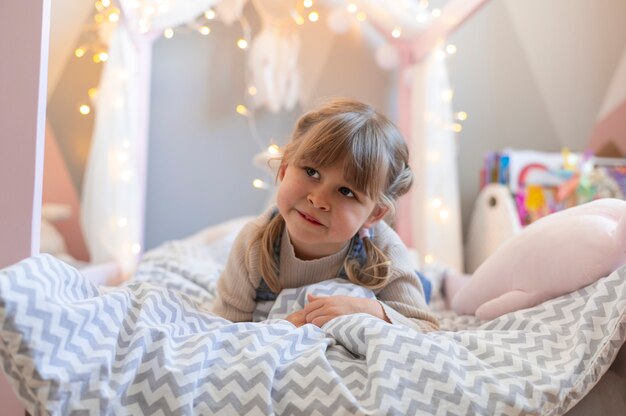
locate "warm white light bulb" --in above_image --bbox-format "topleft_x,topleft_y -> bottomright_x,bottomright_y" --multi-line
445,44 -> 457,55
456,111 -> 468,121
237,38 -> 248,49
439,209 -> 450,221
431,198 -> 442,209
236,104 -> 248,116
356,11 -> 367,21
308,11 -> 319,22
347,3 -> 357,13
303,0 -> 313,8
131,244 -> 141,254
79,105 -> 91,115
424,254 -> 434,264
252,179 -> 267,189
164,28 -> 174,39
268,144 -> 280,154
441,89 -> 454,103
392,27 -> 401,38
93,52 -> 108,63
248,86 -> 257,96
117,217 -> 128,228
204,9 -> 216,20
199,26 -> 211,35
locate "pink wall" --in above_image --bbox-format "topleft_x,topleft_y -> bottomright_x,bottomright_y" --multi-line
0,1 -> 49,268
588,99 -> 626,156
0,0 -> 50,414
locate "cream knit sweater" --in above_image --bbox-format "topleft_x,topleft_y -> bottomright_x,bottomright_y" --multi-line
212,209 -> 439,332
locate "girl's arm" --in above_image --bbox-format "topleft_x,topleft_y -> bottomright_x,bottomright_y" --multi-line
375,270 -> 440,332
211,223 -> 260,322
302,293 -> 389,327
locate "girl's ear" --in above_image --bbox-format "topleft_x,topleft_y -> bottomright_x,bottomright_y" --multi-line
278,163 -> 287,180
363,205 -> 389,228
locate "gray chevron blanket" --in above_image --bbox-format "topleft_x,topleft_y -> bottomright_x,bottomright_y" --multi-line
1,249 -> 625,415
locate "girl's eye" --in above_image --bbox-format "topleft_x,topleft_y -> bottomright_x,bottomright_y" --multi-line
304,167 -> 319,178
339,187 -> 355,198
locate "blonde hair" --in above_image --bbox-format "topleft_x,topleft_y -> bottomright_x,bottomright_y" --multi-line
255,99 -> 413,293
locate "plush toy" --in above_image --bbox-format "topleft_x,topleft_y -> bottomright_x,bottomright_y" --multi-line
450,198 -> 626,320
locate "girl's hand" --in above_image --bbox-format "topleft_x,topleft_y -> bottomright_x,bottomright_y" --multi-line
285,309 -> 307,327
303,294 -> 390,327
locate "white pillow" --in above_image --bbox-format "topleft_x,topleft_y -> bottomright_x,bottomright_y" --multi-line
39,203 -> 72,256
40,219 -> 67,255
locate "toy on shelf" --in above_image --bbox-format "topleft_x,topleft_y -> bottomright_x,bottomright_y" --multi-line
480,148 -> 626,226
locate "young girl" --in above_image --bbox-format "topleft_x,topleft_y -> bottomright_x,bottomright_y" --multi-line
212,99 -> 439,333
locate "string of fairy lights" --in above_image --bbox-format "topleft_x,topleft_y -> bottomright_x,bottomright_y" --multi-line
73,0 -> 467,266
74,0 -> 121,115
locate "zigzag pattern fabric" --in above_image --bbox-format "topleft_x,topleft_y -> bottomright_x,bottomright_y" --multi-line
1,253 -> 625,415
260,278 -> 375,322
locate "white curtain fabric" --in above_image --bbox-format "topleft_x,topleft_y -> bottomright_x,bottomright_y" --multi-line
81,24 -> 144,274
409,50 -> 463,272
81,0 -> 219,275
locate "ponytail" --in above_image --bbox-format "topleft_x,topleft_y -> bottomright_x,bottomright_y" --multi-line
344,231 -> 392,290
253,214 -> 284,294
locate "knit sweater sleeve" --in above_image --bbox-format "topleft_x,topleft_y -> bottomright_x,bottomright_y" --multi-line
211,218 -> 264,322
373,223 -> 440,333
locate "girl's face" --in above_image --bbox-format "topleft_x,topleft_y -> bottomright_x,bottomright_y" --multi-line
276,158 -> 387,260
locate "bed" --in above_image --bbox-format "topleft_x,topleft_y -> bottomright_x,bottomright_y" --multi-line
1,214 -> 625,415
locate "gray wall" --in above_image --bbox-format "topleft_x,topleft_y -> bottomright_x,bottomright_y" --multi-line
447,0 -> 560,238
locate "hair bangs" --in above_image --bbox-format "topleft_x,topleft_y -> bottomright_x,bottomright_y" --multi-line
289,117 -> 388,199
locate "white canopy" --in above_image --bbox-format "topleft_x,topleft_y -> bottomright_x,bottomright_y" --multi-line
82,0 -> 486,275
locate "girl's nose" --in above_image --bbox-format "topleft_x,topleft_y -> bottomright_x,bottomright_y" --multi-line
307,193 -> 329,211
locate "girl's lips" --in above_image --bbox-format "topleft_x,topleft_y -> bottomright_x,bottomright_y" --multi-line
298,210 -> 323,226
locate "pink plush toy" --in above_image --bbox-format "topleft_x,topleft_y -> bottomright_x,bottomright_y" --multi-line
450,198 -> 626,320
